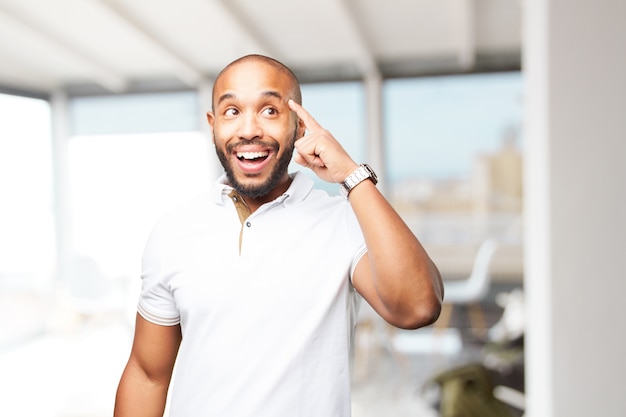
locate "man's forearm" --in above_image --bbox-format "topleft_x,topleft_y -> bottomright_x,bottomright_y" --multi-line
114,364 -> 170,417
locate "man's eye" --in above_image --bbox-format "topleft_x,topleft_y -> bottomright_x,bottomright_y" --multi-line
262,107 -> 277,116
225,108 -> 238,116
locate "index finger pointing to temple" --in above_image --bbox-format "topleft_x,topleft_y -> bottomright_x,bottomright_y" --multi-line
288,99 -> 322,132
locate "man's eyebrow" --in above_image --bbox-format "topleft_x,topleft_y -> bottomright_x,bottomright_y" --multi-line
217,93 -> 235,105
262,90 -> 283,100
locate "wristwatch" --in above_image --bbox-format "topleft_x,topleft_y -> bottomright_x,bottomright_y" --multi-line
340,164 -> 378,197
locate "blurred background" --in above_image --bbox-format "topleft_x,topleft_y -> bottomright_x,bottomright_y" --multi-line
0,1 -> 623,416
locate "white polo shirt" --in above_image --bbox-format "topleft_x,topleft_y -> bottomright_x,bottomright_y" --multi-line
138,172 -> 367,417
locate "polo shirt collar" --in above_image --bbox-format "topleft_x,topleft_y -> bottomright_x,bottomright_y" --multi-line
213,171 -> 314,206
282,171 -> 314,206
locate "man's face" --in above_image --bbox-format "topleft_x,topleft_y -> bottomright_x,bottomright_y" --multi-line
207,61 -> 304,199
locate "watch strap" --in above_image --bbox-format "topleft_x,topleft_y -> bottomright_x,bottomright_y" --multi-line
340,164 -> 378,197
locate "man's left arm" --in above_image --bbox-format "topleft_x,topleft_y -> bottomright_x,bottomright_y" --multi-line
348,179 -> 443,329
288,99 -> 443,329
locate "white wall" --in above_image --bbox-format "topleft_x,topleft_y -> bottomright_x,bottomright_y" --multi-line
524,1 -> 626,416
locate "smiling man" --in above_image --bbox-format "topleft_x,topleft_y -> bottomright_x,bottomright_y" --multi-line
114,54 -> 443,417
209,57 -> 300,203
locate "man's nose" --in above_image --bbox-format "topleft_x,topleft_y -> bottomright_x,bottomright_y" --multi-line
238,112 -> 262,140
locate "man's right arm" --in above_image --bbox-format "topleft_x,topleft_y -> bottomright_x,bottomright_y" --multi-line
114,314 -> 182,417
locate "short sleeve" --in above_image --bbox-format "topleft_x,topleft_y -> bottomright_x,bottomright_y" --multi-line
137,220 -> 181,326
344,204 -> 367,282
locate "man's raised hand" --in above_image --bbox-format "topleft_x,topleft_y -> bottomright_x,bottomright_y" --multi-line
288,99 -> 357,184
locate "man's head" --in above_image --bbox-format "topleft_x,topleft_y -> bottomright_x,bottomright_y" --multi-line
207,55 -> 305,200
211,55 -> 302,109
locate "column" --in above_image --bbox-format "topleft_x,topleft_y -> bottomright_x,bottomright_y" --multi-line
524,1 -> 626,416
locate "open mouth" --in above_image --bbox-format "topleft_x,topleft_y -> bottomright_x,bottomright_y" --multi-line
237,151 -> 269,162
234,149 -> 272,174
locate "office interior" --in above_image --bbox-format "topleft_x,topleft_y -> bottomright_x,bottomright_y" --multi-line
0,1 -> 624,416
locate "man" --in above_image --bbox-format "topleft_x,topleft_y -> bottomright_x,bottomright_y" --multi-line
114,54 -> 443,417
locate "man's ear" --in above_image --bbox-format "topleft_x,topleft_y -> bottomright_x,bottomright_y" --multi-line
296,117 -> 306,139
206,112 -> 216,143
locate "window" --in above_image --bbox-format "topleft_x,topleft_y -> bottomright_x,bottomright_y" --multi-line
384,72 -> 524,245
0,94 -> 54,289
67,92 -> 210,280
0,93 -> 54,348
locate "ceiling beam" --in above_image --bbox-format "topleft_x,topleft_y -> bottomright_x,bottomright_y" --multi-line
458,0 -> 477,69
95,0 -> 205,88
336,0 -> 380,78
212,0 -> 281,59
0,3 -> 127,93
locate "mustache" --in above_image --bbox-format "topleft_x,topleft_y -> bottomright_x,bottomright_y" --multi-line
226,139 -> 279,153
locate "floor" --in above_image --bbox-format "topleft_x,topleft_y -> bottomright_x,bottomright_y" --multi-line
0,287 -> 521,417
351,317 -> 486,417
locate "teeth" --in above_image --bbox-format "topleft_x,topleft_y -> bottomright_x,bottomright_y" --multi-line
237,151 -> 269,160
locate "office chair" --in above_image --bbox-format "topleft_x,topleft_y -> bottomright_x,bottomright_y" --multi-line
436,238 -> 500,337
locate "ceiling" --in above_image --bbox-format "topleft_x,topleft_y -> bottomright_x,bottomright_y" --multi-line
0,0 -> 522,98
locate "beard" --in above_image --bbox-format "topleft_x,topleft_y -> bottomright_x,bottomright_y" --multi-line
214,130 -> 297,199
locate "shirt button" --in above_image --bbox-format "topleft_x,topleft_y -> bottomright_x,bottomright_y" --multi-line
246,221 -> 252,227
